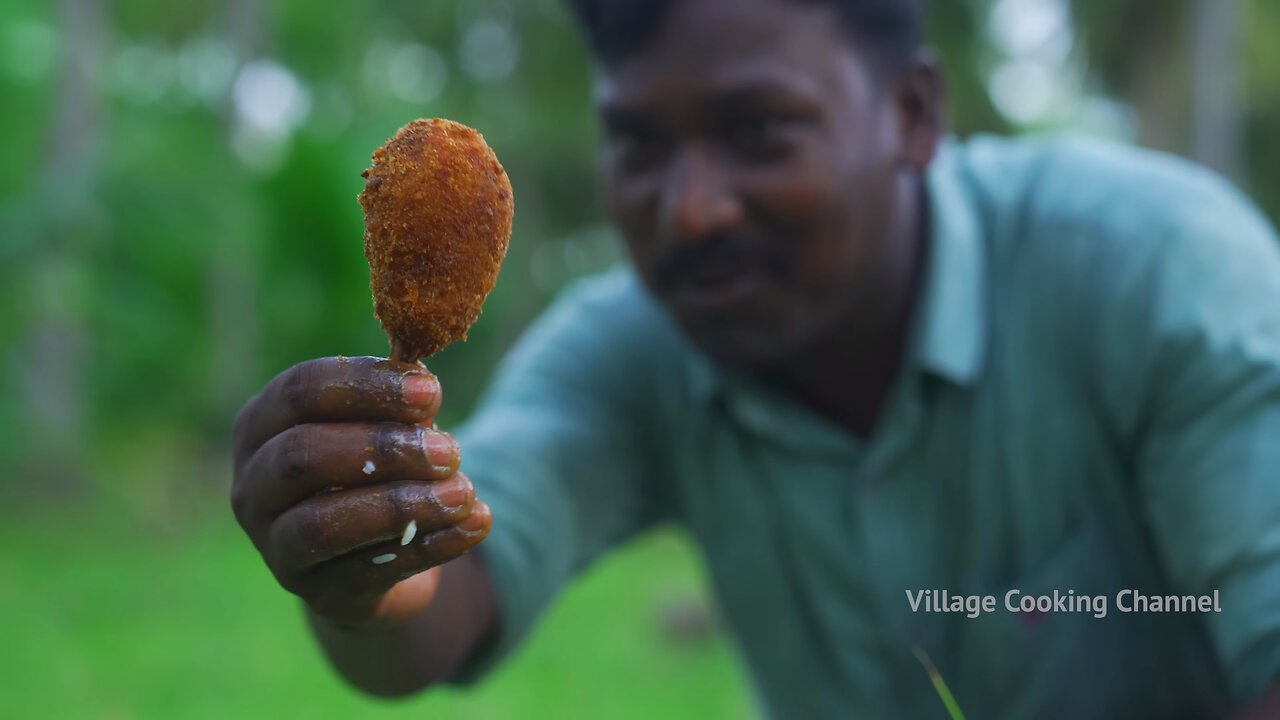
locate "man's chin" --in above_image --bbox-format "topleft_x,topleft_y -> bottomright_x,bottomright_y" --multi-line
681,320 -> 797,370
652,286 -> 806,369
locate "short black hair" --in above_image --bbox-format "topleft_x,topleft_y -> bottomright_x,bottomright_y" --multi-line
564,0 -> 922,68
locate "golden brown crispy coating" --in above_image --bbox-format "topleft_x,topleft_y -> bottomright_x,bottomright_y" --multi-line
359,118 -> 514,362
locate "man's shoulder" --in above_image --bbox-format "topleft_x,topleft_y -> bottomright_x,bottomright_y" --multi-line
942,133 -> 1278,318
499,266 -> 695,391
534,267 -> 676,348
950,134 -> 1280,391
951,132 -> 1271,244
550,266 -> 654,315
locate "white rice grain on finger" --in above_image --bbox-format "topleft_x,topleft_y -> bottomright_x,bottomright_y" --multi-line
371,553 -> 397,565
400,520 -> 418,546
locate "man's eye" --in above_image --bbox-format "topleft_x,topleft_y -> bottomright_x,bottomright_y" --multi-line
609,128 -> 667,168
724,116 -> 792,158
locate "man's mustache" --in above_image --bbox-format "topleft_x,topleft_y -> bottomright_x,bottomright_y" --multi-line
652,234 -> 787,292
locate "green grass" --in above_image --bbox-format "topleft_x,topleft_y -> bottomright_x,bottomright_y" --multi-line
0,502 -> 752,719
912,646 -> 968,720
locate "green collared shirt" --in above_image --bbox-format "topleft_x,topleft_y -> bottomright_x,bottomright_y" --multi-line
455,135 -> 1280,718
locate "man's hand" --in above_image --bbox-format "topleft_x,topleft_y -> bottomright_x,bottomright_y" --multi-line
230,356 -> 492,628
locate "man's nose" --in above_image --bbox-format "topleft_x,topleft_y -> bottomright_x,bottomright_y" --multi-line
659,147 -> 744,242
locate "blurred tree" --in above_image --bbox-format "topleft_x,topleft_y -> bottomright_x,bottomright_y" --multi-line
1073,0 -> 1267,205
16,0 -> 104,498
1190,0 -> 1243,178
207,0 -> 263,425
925,0 -> 1010,137
1074,0 -> 1193,153
1094,0 -> 1279,226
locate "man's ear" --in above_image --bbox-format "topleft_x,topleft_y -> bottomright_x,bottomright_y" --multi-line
892,49 -> 945,170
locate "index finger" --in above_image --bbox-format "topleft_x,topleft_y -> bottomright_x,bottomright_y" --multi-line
233,356 -> 441,467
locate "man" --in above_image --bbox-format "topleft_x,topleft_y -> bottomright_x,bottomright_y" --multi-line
230,0 -> 1280,716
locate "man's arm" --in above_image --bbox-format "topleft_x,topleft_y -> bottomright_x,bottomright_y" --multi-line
441,272 -> 677,678
1110,184 -> 1280,709
306,553 -> 497,698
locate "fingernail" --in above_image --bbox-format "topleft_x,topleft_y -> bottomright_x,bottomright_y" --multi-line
433,476 -> 471,509
423,431 -> 458,472
402,373 -> 440,409
458,501 -> 490,534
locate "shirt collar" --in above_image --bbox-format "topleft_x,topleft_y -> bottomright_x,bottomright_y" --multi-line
913,140 -> 987,386
687,141 -> 988,410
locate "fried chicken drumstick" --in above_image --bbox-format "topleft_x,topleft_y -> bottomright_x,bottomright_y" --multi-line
359,118 -> 514,363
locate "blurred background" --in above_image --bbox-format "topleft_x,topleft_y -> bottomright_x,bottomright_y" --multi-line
0,0 -> 1275,717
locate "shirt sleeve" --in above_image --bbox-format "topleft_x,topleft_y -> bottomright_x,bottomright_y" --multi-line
1123,188 -> 1280,706
445,272 -> 673,684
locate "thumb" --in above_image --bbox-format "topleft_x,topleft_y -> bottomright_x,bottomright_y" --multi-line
372,566 -> 443,622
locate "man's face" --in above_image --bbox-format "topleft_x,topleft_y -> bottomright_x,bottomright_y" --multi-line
596,0 -> 929,368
